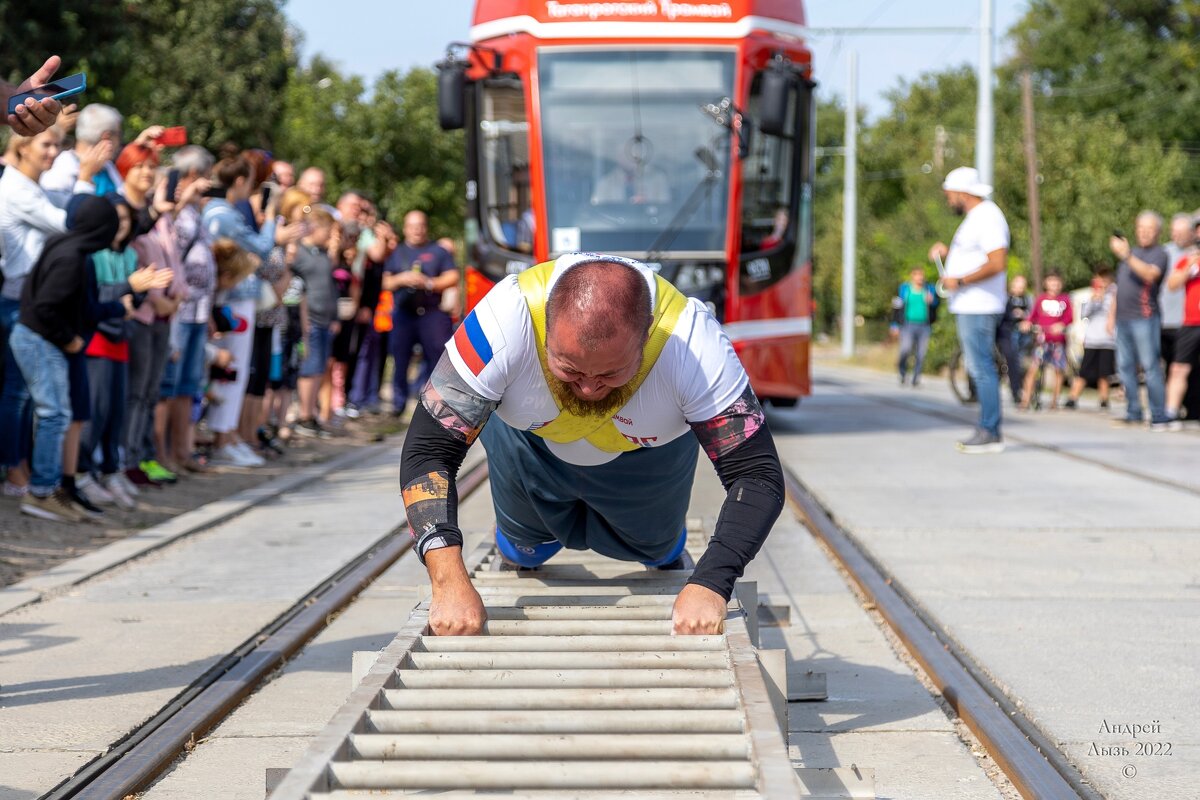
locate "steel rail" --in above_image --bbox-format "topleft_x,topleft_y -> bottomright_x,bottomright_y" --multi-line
39,459 -> 490,800
782,465 -> 1098,800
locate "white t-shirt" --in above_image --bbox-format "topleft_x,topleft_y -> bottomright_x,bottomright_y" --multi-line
945,199 -> 1010,315
446,254 -> 749,466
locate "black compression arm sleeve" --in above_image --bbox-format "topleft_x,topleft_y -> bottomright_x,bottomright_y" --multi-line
399,402 -> 473,563
688,425 -> 784,599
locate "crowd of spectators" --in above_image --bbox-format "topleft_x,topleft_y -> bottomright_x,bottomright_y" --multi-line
0,74 -> 460,524
905,206 -> 1200,428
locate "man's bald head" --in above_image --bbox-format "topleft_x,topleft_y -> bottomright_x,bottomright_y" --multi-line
298,167 -> 326,202
546,261 -> 652,349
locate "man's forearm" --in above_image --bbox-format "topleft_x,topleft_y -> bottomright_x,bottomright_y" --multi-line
1127,255 -> 1162,283
963,249 -> 1007,285
689,387 -> 784,599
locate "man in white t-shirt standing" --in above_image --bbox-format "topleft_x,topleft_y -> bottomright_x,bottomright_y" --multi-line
399,253 -> 784,637
929,167 -> 1011,453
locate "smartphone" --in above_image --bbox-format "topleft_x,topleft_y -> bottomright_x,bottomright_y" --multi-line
1113,229 -> 1126,239
155,126 -> 187,147
6,73 -> 87,115
166,169 -> 181,202
259,180 -> 278,207
203,183 -> 227,198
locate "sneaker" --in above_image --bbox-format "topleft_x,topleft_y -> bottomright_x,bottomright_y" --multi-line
140,460 -> 179,484
21,489 -> 87,523
257,427 -> 285,455
956,428 -> 1005,454
76,474 -> 115,506
1063,399 -> 1077,410
1099,400 -> 1109,410
111,470 -> 142,497
911,378 -> 921,388
125,466 -> 162,488
295,419 -> 332,439
233,441 -> 267,465
343,403 -> 361,420
3,480 -> 28,498
103,473 -> 137,510
1150,419 -> 1183,432
67,484 -> 105,519
212,442 -> 263,468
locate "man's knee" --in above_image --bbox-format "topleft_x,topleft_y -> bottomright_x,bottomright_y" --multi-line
495,525 -> 562,567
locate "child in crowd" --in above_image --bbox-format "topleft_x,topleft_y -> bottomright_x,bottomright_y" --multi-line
290,208 -> 339,437
1066,268 -> 1116,410
11,197 -> 120,522
1021,271 -> 1074,410
75,197 -> 171,512
328,222 -> 361,419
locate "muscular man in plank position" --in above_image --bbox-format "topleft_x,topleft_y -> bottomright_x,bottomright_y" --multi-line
400,253 -> 784,635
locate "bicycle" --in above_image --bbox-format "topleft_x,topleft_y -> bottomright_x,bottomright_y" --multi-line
947,343 -> 1008,405
948,330 -> 1077,408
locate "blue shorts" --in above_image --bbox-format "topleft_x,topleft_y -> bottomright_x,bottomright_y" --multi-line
160,321 -> 209,398
479,417 -> 698,564
300,325 -> 333,378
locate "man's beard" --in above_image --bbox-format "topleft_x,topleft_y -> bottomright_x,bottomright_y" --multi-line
546,373 -> 637,420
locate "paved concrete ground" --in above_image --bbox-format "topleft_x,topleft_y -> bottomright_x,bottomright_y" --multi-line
0,445 -> 441,800
774,363 -> 1200,800
140,453 -> 1000,798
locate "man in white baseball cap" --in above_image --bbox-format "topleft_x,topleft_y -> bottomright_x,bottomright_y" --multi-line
929,167 -> 1010,453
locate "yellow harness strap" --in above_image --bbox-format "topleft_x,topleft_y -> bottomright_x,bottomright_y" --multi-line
517,260 -> 687,453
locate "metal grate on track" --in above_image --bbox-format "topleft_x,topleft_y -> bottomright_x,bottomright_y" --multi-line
270,521 -> 802,798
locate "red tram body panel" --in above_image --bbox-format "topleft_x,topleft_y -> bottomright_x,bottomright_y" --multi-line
446,0 -> 814,402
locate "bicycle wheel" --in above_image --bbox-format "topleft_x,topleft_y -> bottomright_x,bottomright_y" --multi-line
948,349 -> 976,405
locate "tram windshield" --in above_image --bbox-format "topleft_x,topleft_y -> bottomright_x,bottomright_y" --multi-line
537,49 -> 735,257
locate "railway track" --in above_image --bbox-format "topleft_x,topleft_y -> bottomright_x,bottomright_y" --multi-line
32,436 -> 1090,799
269,524 -> 802,798
38,460 -> 491,800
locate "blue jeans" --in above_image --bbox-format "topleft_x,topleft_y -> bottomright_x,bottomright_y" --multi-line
897,323 -> 932,382
390,309 -> 453,408
1115,317 -> 1167,423
349,326 -> 384,408
9,324 -> 70,495
0,297 -> 33,469
81,357 -> 128,476
956,313 -> 1003,437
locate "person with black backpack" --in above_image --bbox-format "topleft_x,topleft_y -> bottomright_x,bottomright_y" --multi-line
890,266 -> 939,387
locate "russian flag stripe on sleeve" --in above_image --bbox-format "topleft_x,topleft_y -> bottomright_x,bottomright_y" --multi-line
454,311 -> 493,375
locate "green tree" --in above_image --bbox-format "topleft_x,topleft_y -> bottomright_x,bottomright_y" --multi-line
1010,0 -> 1200,147
0,2 -> 129,92
1,1 -> 294,150
277,62 -> 465,236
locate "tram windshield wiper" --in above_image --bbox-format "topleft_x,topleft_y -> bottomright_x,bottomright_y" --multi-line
644,143 -> 722,265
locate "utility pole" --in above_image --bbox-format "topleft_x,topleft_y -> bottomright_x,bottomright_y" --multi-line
1020,70 -> 1043,288
841,52 -> 858,359
933,125 -> 948,172
976,0 -> 994,188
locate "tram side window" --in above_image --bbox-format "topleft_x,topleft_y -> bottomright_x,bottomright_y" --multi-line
480,80 -> 532,253
742,74 -> 796,255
